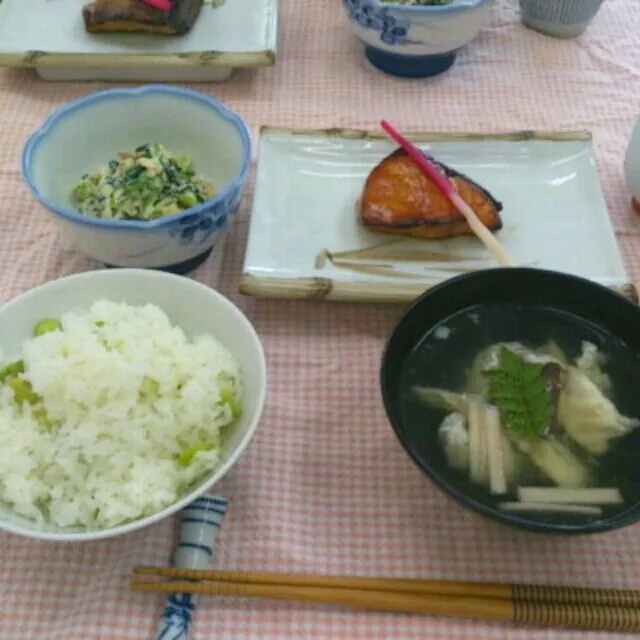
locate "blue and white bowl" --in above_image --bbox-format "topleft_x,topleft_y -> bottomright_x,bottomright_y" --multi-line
22,86 -> 251,274
342,0 -> 495,79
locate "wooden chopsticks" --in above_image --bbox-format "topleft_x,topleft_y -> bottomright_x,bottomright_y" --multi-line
131,567 -> 640,633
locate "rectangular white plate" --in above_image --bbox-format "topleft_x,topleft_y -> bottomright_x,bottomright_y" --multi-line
0,0 -> 277,82
240,127 -> 634,304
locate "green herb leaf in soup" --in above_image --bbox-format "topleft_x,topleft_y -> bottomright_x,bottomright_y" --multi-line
71,143 -> 215,222
482,346 -> 552,439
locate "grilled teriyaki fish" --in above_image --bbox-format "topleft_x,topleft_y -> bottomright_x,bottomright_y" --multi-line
359,148 -> 503,240
83,0 -> 204,35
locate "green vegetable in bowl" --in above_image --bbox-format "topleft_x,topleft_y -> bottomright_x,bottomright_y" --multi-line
482,346 -> 553,439
0,360 -> 24,383
71,143 -> 215,222
0,362 -> 51,427
33,318 -> 62,336
7,378 -> 41,406
220,387 -> 242,420
1,319 -> 63,403
176,442 -> 216,468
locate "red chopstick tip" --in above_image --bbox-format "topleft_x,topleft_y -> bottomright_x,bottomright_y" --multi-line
380,120 -> 395,137
380,120 -> 455,198
139,0 -> 173,10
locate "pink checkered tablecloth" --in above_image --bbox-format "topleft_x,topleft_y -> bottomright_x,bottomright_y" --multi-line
2,0 -> 640,638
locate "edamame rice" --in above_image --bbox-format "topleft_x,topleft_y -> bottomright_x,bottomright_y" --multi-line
0,301 -> 242,529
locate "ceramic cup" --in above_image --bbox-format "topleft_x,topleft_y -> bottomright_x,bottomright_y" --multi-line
519,0 -> 604,38
624,110 -> 640,216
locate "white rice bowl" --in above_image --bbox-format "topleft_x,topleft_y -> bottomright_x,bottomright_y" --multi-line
0,269 -> 266,542
0,301 -> 241,529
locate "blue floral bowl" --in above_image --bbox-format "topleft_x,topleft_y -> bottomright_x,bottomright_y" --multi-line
22,86 -> 251,274
342,0 -> 495,78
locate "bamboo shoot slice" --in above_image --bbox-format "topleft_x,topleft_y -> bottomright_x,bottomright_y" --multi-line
499,502 -> 602,516
485,405 -> 507,495
468,396 -> 488,487
517,487 -> 623,505
525,438 -> 591,488
412,386 -> 469,414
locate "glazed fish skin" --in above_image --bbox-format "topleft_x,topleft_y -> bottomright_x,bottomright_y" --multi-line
83,0 -> 205,35
359,148 -> 503,240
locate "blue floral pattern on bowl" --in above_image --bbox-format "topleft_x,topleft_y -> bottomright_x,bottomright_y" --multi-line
341,0 -> 495,78
343,0 -> 417,45
168,213 -> 226,246
167,184 -> 243,246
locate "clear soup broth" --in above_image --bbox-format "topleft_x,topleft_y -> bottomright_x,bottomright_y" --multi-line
399,301 -> 640,525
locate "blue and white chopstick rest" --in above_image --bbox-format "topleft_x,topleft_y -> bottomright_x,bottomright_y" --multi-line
157,496 -> 228,640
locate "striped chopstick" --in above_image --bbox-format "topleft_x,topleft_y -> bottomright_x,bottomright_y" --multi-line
132,567 -> 640,633
135,566 -> 640,607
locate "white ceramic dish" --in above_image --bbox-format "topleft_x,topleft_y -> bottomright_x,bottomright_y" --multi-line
240,127 -> 633,304
0,0 -> 278,82
0,269 -> 267,542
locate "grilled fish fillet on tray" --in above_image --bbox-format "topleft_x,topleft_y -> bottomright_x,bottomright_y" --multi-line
359,148 -> 503,240
83,0 -> 205,35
